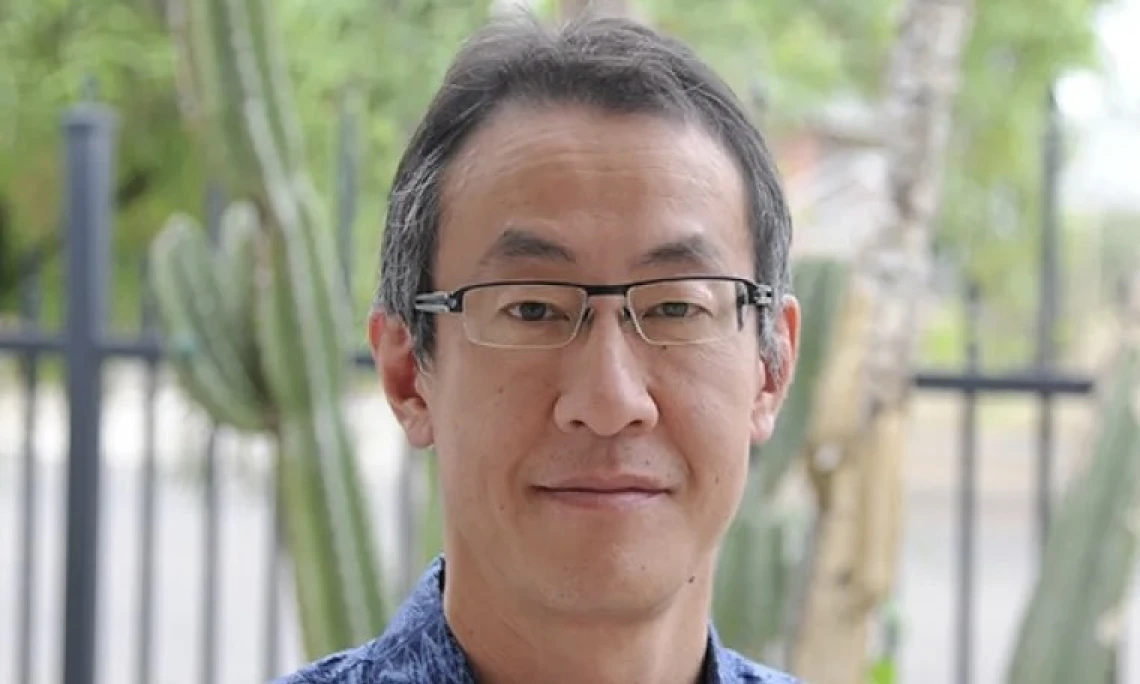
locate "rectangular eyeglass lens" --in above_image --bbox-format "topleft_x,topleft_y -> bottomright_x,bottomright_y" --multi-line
631,279 -> 739,343
464,283 -> 584,347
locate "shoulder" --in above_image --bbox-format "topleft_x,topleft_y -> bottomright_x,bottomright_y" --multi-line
268,638 -> 414,684
270,640 -> 380,684
272,557 -> 472,684
714,646 -> 803,684
269,628 -> 469,684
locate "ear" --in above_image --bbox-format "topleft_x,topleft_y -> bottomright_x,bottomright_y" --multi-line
368,310 -> 435,449
751,295 -> 801,443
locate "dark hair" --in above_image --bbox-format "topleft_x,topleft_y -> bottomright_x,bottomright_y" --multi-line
376,10 -> 793,377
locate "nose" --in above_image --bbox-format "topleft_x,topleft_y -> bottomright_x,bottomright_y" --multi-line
552,305 -> 659,437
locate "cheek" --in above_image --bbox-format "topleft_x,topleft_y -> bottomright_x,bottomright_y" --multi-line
652,346 -> 757,485
438,352 -> 556,428
429,345 -> 559,489
656,342 -> 760,427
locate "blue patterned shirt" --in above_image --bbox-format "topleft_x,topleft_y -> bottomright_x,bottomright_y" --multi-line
273,556 -> 799,684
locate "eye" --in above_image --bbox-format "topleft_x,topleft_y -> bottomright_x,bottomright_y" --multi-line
644,301 -> 705,318
505,301 -> 564,322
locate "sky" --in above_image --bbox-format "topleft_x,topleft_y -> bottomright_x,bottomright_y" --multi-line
1058,0 -> 1140,120
1098,0 -> 1140,104
1058,0 -> 1140,214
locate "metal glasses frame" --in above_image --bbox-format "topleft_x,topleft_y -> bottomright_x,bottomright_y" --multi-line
412,275 -> 774,348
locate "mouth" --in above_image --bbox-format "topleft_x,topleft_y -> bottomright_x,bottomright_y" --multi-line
533,477 -> 671,511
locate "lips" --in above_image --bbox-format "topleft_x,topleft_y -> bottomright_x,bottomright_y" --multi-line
536,474 -> 671,495
533,475 -> 670,511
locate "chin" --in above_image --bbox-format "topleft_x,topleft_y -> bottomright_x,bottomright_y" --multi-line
522,537 -> 701,617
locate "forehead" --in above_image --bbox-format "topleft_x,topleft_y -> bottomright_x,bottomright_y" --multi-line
435,103 -> 751,285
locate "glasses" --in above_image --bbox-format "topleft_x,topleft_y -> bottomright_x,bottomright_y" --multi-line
413,276 -> 773,349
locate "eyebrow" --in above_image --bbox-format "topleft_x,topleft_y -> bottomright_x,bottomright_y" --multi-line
635,234 -> 726,271
475,227 -> 726,272
476,227 -> 577,268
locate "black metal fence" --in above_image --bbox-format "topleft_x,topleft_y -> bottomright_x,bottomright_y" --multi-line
0,95 -> 1116,684
0,99 -> 384,684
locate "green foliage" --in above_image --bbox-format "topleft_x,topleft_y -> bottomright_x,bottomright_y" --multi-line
867,600 -> 902,684
0,0 -> 174,153
640,0 -> 897,123
866,660 -> 897,684
641,0 -> 1107,369
4,0 -> 1105,348
271,0 -> 492,309
0,0 -> 200,323
937,0 -> 1106,346
0,0 -> 490,323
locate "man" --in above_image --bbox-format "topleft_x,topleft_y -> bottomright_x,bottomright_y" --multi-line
278,9 -> 801,684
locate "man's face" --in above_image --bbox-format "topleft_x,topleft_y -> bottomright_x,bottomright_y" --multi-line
373,104 -> 799,619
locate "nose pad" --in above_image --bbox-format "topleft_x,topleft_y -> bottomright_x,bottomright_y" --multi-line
579,307 -> 595,332
578,304 -> 635,335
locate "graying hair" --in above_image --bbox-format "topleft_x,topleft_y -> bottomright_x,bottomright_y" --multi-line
376,11 -> 794,379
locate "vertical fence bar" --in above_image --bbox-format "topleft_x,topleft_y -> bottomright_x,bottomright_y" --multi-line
61,100 -> 117,684
16,267 -> 42,684
201,182 -> 225,684
956,282 -> 981,684
201,428 -> 220,684
263,458 -> 282,682
1035,86 -> 1061,556
135,258 -> 160,684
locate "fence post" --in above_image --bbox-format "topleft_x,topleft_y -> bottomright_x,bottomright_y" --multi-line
956,281 -> 982,684
61,100 -> 118,684
1035,85 -> 1062,554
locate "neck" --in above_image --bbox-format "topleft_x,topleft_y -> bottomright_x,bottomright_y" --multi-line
441,545 -> 714,684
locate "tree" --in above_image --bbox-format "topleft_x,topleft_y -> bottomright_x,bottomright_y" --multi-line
646,0 -> 1107,367
0,0 -> 491,320
0,0 -> 190,316
936,0 -> 1106,366
786,1 -> 977,681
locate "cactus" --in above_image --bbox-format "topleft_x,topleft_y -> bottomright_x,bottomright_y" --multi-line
148,0 -> 387,660
713,499 -> 796,662
150,202 -> 267,432
713,256 -> 850,661
753,257 -> 850,493
1003,292 -> 1140,684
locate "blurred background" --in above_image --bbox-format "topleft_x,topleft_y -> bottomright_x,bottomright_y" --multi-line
1,0 -> 1138,683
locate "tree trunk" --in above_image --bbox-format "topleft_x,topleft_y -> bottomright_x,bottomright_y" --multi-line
789,0 -> 977,682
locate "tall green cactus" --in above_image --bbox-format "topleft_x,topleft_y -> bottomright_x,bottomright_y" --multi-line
1004,306 -> 1140,683
713,256 -> 850,661
753,257 -> 850,494
148,0 -> 387,660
